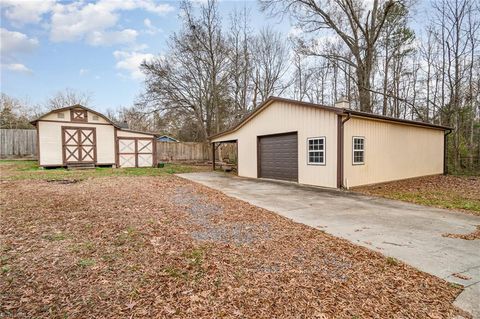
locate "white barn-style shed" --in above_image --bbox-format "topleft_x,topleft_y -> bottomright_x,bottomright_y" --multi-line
210,97 -> 451,189
31,105 -> 157,168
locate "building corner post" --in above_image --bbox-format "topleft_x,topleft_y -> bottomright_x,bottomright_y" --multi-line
211,142 -> 216,171
444,129 -> 452,175
337,112 -> 351,189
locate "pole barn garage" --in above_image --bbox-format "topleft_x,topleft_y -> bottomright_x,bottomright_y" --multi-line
31,105 -> 157,168
210,97 -> 451,189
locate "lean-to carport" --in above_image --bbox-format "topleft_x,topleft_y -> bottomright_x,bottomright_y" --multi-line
211,139 -> 238,172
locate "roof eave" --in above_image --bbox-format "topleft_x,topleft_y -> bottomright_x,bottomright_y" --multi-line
209,96 -> 342,141
31,104 -> 122,128
344,110 -> 452,130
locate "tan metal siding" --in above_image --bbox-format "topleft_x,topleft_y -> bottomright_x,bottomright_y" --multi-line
212,101 -> 338,188
38,121 -> 115,166
343,117 -> 444,188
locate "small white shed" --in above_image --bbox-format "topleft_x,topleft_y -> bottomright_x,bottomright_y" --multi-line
31,105 -> 157,168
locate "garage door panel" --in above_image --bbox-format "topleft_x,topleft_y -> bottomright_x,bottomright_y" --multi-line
259,133 -> 298,182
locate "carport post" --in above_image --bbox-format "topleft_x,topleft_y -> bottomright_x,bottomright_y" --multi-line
211,142 -> 215,171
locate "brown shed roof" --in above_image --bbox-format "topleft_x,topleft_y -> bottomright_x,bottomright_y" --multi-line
209,96 -> 451,140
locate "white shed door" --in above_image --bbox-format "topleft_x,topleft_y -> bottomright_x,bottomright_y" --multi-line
137,139 -> 153,167
117,138 -> 154,168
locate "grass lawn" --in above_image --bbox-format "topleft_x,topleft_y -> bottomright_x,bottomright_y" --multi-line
353,174 -> 480,215
0,161 -> 468,318
0,160 -> 208,181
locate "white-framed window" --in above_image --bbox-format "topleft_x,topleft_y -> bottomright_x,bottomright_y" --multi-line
353,137 -> 365,165
307,137 -> 326,165
57,112 -> 65,119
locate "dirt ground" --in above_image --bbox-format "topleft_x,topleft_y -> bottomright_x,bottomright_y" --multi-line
354,174 -> 480,215
0,166 -> 470,318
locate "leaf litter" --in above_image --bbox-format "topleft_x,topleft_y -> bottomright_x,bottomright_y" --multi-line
0,175 -> 470,318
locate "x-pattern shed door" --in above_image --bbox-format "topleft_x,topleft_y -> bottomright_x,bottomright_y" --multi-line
118,138 -> 154,167
137,139 -> 153,167
118,139 -> 136,167
62,127 -> 96,164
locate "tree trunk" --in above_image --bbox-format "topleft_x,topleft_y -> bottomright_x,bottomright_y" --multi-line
356,63 -> 372,112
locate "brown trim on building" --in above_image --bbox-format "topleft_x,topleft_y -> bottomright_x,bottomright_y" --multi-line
70,109 -> 88,122
36,124 -> 41,166
256,137 -> 260,178
444,129 -> 452,174
31,104 -> 119,127
114,127 -> 118,167
336,116 -> 342,188
34,119 -> 114,126
61,126 -> 97,165
337,113 -> 351,189
92,128 -> 97,163
118,128 -> 158,136
61,125 -> 66,166
235,140 -> 239,175
344,110 -> 451,130
209,96 -> 451,142
152,139 -> 158,167
210,97 -> 343,141
117,137 -> 155,168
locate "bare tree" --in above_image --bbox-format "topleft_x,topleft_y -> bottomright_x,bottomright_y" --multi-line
0,93 -> 36,129
430,0 -> 479,170
140,0 -> 231,141
47,88 -> 92,110
260,0 -> 400,112
378,3 -> 414,116
250,27 -> 290,106
227,7 -> 253,119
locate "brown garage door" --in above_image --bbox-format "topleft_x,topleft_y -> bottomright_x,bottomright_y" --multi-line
258,132 -> 298,182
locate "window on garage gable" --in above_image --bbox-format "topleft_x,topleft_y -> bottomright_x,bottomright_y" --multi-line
307,137 -> 326,165
353,137 -> 365,165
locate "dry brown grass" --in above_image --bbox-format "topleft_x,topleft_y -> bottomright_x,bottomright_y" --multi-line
0,174 -> 469,318
354,174 -> 480,215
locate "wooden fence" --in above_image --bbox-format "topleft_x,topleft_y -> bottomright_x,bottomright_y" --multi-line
0,129 -> 236,162
0,129 -> 37,158
155,141 -> 236,162
156,141 -> 211,162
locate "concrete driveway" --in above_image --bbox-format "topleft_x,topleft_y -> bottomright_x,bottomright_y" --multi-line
179,172 -> 480,318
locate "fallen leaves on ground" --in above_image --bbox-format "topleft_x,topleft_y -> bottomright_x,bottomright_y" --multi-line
443,225 -> 480,240
0,175 -> 469,318
354,175 -> 480,215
